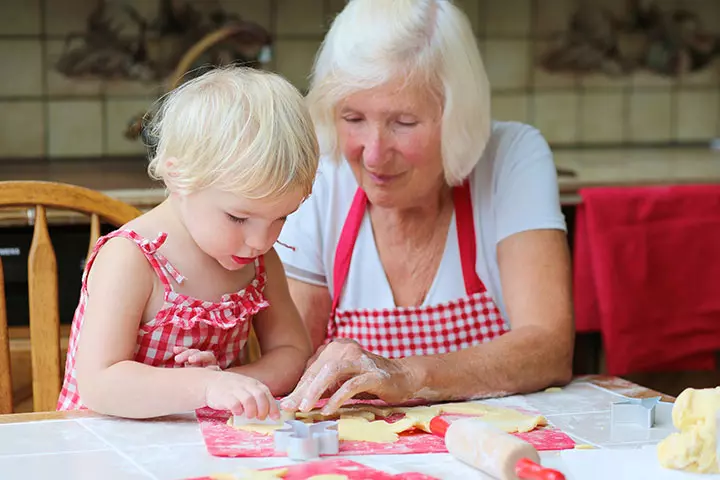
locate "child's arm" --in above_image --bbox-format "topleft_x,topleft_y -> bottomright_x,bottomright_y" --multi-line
74,238 -> 279,419
228,248 -> 313,395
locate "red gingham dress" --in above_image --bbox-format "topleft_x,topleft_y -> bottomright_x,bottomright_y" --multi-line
57,229 -> 269,410
326,181 -> 509,358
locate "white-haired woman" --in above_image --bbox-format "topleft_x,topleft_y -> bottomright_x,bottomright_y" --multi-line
279,0 -> 574,415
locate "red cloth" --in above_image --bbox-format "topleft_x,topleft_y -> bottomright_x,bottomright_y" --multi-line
573,185 -> 720,376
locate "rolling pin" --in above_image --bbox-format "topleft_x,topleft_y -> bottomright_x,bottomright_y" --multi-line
429,417 -> 566,480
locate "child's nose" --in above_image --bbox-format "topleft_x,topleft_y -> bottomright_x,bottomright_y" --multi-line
245,228 -> 272,254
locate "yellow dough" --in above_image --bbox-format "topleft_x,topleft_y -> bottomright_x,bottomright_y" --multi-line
211,467 -> 288,479
544,387 -> 563,393
229,400 -> 547,442
657,387 -> 720,473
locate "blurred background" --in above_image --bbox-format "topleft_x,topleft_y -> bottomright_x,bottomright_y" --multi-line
0,0 -> 719,412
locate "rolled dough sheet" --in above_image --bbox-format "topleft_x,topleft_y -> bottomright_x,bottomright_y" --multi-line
228,400 -> 547,443
211,467 -> 288,479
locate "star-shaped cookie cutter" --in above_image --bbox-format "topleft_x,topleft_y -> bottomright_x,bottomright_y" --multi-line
610,396 -> 661,429
273,420 -> 339,461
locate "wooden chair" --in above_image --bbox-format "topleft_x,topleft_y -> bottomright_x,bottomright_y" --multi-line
0,181 -> 143,413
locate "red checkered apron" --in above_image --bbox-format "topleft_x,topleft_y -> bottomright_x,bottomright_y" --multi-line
57,229 -> 269,410
327,181 -> 509,358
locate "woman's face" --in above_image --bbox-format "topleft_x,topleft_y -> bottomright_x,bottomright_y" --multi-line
335,79 -> 444,209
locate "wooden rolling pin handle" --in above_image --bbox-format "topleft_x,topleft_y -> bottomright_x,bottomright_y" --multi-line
430,416 -> 565,480
515,457 -> 566,480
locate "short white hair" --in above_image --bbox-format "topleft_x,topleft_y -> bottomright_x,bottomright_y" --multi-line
147,65 -> 319,199
307,0 -> 491,185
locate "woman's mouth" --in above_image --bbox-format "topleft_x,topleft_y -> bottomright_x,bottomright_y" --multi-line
232,256 -> 255,266
366,171 -> 400,185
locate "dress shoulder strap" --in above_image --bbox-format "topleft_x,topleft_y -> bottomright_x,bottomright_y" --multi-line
83,229 -> 185,293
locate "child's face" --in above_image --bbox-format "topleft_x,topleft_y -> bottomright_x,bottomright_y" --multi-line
176,187 -> 305,271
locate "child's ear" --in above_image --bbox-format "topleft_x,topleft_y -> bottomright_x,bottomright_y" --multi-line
163,157 -> 181,192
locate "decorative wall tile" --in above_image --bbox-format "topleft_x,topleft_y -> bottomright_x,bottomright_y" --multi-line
486,0 -> 530,36
273,40 -> 322,92
676,90 -> 720,142
105,99 -> 156,156
628,91 -> 673,142
676,0 -> 720,34
533,92 -> 579,144
484,40 -> 530,90
48,100 -> 103,157
0,40 -> 43,97
534,0 -> 576,37
0,0 -> 41,35
491,93 -> 529,123
0,102 -> 45,158
104,79 -> 163,97
678,59 -> 720,87
0,0 -> 719,157
580,92 -> 626,144
45,40 -> 103,96
45,0 -> 96,36
533,40 -> 577,88
215,0 -> 273,30
454,0 -> 482,34
580,73 -> 630,90
276,0 -> 325,35
631,71 -> 676,88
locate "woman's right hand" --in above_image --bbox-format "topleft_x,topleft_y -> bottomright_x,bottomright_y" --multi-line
204,371 -> 280,420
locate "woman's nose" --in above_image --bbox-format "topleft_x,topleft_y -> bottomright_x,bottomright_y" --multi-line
362,128 -> 388,169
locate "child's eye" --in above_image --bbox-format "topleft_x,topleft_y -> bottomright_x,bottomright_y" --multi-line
226,213 -> 247,224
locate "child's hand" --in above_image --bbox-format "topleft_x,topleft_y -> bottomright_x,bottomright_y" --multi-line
205,372 -> 280,420
173,346 -> 221,371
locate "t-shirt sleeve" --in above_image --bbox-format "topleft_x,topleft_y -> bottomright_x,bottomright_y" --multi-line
492,124 -> 567,242
276,170 -> 329,287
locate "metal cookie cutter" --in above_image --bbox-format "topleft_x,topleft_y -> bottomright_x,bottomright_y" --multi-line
273,420 -> 339,461
610,396 -> 661,429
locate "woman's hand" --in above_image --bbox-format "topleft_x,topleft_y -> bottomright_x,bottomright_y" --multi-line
280,339 -> 416,415
173,346 -> 221,370
205,371 -> 280,420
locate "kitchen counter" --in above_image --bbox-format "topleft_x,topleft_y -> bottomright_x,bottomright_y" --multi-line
0,147 -> 718,225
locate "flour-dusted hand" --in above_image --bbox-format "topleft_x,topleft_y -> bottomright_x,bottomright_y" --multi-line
280,339 -> 416,415
173,346 -> 221,370
205,371 -> 280,420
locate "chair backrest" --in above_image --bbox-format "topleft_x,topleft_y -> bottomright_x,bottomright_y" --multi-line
0,181 -> 143,413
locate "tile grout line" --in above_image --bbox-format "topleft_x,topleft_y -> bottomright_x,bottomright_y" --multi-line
75,420 -> 158,480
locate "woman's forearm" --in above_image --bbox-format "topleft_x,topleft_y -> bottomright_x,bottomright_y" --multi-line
77,362 -> 219,418
400,325 -> 574,402
229,345 -> 308,397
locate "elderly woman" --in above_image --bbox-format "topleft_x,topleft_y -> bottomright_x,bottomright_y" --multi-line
278,0 -> 573,415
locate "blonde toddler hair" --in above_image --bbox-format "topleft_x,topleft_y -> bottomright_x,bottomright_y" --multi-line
308,0 -> 490,186
147,65 -> 319,199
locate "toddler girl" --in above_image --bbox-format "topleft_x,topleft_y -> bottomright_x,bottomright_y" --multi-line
57,66 -> 319,419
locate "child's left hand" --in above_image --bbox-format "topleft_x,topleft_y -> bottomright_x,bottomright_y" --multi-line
173,346 -> 221,370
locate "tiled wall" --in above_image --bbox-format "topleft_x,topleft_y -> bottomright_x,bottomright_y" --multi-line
1,0 -> 719,159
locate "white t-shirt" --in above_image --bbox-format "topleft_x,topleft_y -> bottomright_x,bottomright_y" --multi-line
277,121 -> 566,322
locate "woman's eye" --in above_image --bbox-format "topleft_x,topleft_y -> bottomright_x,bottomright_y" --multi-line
343,117 -> 362,123
396,120 -> 418,127
226,213 -> 247,224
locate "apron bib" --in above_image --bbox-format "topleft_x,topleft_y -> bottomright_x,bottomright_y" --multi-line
327,181 -> 509,358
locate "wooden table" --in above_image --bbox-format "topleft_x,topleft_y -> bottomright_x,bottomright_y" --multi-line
0,376 -> 679,479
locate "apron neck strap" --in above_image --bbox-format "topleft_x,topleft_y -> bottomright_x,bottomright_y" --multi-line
331,180 -> 485,313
